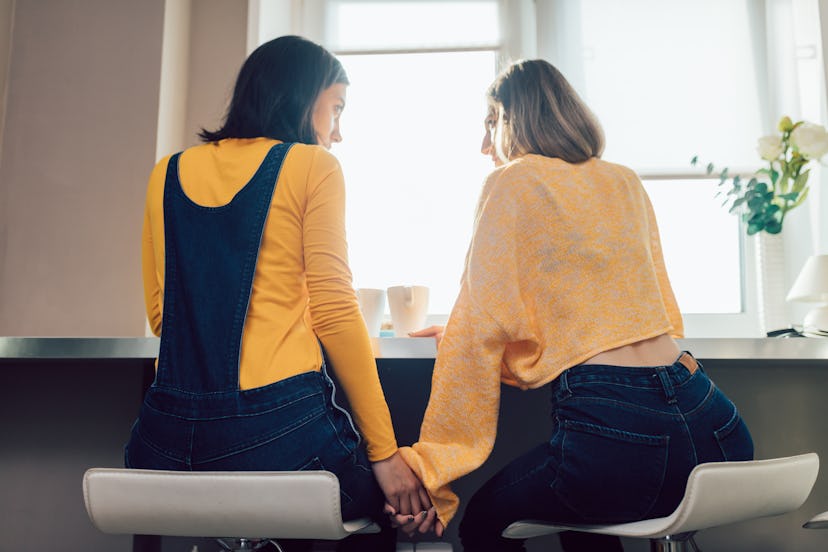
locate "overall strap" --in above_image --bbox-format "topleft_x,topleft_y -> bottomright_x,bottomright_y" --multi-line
156,143 -> 294,394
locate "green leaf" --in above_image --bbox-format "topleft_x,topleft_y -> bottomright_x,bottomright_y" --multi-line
706,163 -> 715,175
748,197 -> 766,210
765,220 -> 782,234
791,187 -> 810,209
792,169 -> 810,193
690,156 -> 698,166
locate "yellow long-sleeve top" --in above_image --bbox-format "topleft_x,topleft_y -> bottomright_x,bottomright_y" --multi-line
399,154 -> 684,526
142,137 -> 397,462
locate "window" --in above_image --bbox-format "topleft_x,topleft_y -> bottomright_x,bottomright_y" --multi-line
254,0 -> 826,335
536,0 -> 766,331
324,1 -> 501,317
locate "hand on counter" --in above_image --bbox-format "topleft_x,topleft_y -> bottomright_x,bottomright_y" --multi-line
409,325 -> 445,347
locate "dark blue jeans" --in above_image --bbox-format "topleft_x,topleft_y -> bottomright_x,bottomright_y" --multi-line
459,353 -> 753,552
125,370 -> 393,550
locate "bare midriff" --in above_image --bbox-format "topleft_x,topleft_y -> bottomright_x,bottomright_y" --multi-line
581,333 -> 681,368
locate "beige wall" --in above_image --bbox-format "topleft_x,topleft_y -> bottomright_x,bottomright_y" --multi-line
186,0 -> 247,147
0,0 -> 248,336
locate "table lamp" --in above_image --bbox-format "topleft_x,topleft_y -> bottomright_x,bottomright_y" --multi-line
786,254 -> 828,333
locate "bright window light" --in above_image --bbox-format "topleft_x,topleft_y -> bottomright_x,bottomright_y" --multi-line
643,179 -> 743,314
577,0 -> 763,172
328,1 -> 500,51
333,51 -> 497,315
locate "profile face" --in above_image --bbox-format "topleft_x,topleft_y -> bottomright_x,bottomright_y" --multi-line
481,107 -> 502,166
312,83 -> 347,149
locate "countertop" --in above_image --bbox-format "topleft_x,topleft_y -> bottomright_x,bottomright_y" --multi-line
2,336 -> 828,360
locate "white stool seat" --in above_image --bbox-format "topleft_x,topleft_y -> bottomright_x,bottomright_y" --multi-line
83,468 -> 379,540
803,510 -> 828,529
503,453 -> 818,544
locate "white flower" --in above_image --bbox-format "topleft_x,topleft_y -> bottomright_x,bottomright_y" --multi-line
757,135 -> 784,161
791,122 -> 828,160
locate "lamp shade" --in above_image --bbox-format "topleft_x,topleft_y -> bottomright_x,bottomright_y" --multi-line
786,254 -> 828,303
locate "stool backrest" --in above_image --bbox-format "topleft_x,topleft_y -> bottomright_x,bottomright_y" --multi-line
83,468 -> 375,540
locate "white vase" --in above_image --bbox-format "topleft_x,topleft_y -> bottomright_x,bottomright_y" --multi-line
754,232 -> 788,334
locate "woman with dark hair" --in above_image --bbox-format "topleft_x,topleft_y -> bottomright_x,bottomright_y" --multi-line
127,35 -> 428,551
399,59 -> 753,551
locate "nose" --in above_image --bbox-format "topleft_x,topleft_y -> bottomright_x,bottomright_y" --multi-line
331,121 -> 342,144
481,130 -> 492,155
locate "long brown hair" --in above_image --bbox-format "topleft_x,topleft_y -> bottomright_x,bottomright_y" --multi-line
487,59 -> 604,163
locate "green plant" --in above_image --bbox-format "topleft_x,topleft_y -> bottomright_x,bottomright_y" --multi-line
692,116 -> 828,235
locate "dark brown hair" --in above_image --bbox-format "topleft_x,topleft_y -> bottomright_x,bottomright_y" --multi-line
200,36 -> 348,144
487,59 -> 604,163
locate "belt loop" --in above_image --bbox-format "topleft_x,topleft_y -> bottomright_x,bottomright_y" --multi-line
655,367 -> 677,405
558,368 -> 572,398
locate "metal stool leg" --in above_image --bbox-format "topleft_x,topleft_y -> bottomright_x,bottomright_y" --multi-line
649,532 -> 700,552
216,538 -> 283,551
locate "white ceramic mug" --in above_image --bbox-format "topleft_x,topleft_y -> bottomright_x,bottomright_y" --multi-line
357,288 -> 386,337
386,285 -> 429,337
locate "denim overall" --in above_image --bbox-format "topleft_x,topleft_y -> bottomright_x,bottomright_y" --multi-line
125,143 -> 386,527
459,353 -> 754,552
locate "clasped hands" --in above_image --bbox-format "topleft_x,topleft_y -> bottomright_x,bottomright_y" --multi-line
373,325 -> 447,537
371,451 -> 444,537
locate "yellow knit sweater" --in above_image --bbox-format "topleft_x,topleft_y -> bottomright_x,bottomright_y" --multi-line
400,154 -> 684,526
142,137 -> 397,461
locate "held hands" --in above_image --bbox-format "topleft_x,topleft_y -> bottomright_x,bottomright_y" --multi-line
371,451 -> 430,517
384,503 -> 445,537
371,451 -> 443,537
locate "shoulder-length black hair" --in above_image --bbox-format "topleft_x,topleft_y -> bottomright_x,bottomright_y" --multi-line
200,35 -> 349,144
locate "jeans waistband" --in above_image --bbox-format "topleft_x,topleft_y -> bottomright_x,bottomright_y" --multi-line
560,351 -> 702,391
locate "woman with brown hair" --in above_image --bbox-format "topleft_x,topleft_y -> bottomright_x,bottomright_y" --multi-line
400,59 -> 753,551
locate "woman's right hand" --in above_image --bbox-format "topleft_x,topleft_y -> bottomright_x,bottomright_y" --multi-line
408,325 -> 445,346
371,451 -> 431,518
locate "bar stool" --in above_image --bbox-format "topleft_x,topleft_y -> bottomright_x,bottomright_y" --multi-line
803,510 -> 828,529
83,468 -> 382,552
502,453 -> 818,552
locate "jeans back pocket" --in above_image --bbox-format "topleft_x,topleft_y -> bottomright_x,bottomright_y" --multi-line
554,419 -> 669,523
714,407 -> 754,462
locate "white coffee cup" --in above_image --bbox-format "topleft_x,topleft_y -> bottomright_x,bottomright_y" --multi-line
357,288 -> 386,337
386,285 -> 429,337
